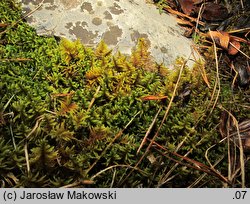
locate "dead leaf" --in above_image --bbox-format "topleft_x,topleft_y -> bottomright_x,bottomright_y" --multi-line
208,31 -> 230,49
140,95 -> 168,101
219,31 -> 230,50
228,40 -> 241,55
178,0 -> 196,15
202,2 -> 228,21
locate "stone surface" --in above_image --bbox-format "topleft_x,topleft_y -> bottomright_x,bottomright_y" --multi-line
20,0 -> 198,67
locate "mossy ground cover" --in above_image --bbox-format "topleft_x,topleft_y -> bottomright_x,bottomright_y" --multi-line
0,0 -> 249,187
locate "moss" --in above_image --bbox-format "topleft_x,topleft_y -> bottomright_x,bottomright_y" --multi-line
0,0 -> 249,187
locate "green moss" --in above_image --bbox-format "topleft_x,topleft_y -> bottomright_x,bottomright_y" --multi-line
0,0 -> 249,187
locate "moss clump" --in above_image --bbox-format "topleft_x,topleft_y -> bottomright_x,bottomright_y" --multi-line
0,0 -> 249,187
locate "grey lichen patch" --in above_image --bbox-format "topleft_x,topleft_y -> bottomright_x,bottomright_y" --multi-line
81,2 -> 94,14
59,0 -> 80,10
109,3 -> 124,15
128,0 -> 139,6
130,30 -> 150,46
22,7 -> 31,15
103,11 -> 113,20
167,27 -> 180,36
65,22 -> 73,29
92,17 -> 102,26
22,0 -> 40,5
160,47 -> 168,53
103,25 -> 123,45
45,5 -> 58,10
97,1 -> 103,6
23,0 -> 55,5
69,26 -> 98,44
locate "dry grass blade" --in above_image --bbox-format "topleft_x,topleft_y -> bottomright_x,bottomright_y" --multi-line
231,118 -> 245,188
193,3 -> 205,42
24,116 -> 44,176
230,62 -> 238,88
137,106 -> 162,154
219,106 -> 246,187
208,29 -> 221,115
24,141 -> 30,175
228,27 -> 250,34
87,85 -> 101,112
26,116 -> 44,139
90,164 -> 144,181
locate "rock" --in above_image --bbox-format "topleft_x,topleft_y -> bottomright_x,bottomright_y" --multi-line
21,0 -> 199,68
